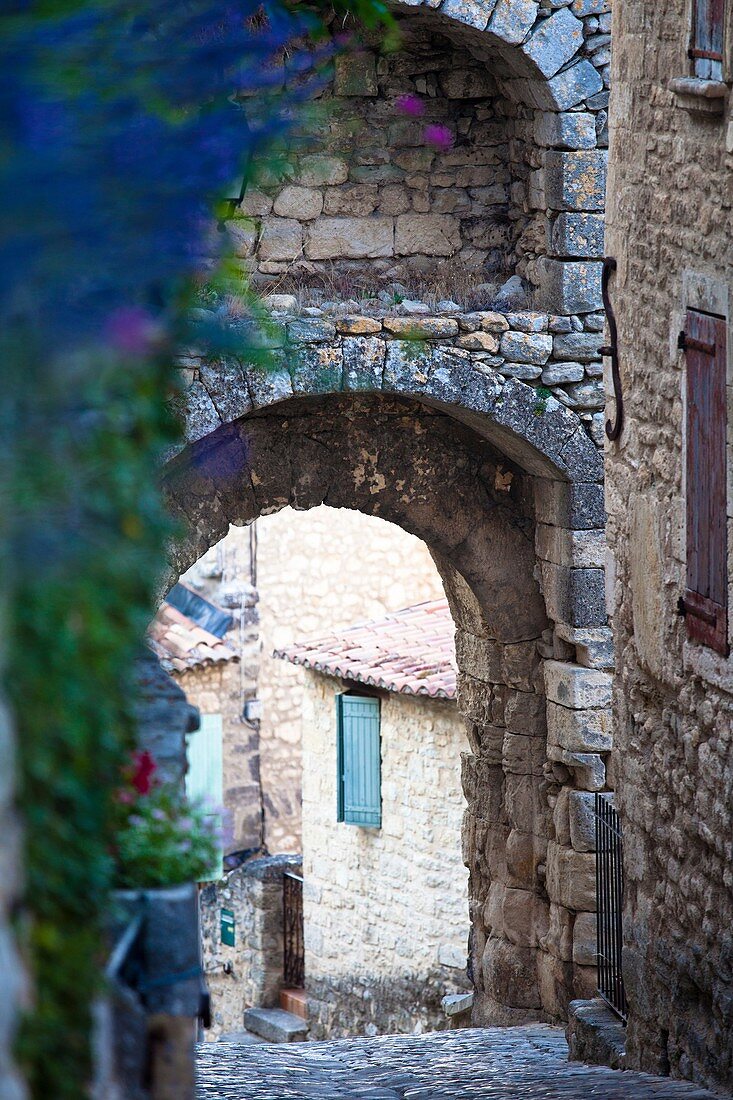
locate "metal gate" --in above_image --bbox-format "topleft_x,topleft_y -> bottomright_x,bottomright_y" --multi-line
283,871 -> 304,988
594,793 -> 628,1022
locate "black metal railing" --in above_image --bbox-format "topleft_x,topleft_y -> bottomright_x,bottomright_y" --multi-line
283,871 -> 305,988
595,793 -> 628,1023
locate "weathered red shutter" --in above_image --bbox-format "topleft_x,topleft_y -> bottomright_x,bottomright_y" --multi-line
691,0 -> 724,78
683,309 -> 728,656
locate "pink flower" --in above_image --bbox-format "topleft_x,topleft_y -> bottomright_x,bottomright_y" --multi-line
104,306 -> 161,356
423,124 -> 454,151
395,94 -> 425,117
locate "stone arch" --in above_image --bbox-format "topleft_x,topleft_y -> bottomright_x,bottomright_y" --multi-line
164,366 -> 612,1026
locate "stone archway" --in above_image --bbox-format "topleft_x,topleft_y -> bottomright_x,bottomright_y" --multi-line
164,346 -> 612,1025
164,0 -> 613,1035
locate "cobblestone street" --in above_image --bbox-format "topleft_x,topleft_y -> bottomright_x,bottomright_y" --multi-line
196,1027 -> 719,1099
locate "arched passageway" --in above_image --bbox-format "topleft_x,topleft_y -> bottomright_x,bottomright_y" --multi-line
164,347 -> 611,1024
161,0 -> 612,1033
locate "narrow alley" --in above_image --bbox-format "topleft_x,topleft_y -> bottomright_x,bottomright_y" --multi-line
196,1028 -> 718,1100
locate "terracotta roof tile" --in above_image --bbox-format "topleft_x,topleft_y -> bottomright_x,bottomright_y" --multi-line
274,599 -> 456,700
147,601 -> 239,673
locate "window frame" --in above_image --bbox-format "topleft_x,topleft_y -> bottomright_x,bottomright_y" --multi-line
689,0 -> 725,80
336,691 -> 382,829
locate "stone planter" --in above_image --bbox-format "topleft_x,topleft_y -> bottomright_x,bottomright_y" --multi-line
113,883 -> 202,1016
104,884 -> 203,1100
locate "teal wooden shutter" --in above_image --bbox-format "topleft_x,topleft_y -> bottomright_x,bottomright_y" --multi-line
336,694 -> 381,828
185,712 -> 224,880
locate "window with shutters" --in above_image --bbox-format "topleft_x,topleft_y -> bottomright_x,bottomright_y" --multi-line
336,694 -> 381,828
186,712 -> 224,879
690,0 -> 725,80
681,309 -> 729,657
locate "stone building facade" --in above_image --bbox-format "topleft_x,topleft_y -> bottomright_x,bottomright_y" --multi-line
601,0 -> 733,1091
279,600 -> 470,1039
153,509 -> 444,858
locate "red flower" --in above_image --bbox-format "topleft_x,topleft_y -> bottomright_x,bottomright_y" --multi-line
131,750 -> 157,795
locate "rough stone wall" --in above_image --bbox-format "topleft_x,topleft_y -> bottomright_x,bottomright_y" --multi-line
199,854 -> 301,1039
301,671 -> 471,1039
221,0 -> 611,317
174,659 -> 264,855
241,20 -> 522,281
606,0 -> 733,1091
255,506 -> 445,854
174,527 -> 263,856
180,305 -> 606,450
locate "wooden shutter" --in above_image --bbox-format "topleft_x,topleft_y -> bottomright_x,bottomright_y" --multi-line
683,310 -> 729,656
691,0 -> 724,78
186,712 -> 224,879
336,694 -> 381,828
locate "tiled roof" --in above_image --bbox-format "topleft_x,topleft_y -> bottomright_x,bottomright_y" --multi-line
274,599 -> 456,700
148,601 -> 239,673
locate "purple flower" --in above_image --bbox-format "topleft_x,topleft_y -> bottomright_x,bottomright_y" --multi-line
395,94 -> 425,117
423,124 -> 454,151
104,306 -> 161,356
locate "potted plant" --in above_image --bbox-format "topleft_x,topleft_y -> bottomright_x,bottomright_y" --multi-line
111,750 -> 219,1017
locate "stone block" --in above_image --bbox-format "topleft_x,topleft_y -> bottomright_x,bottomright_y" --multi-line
442,992 -> 474,1016
537,951 -> 574,1017
273,186 -> 323,220
288,344 -> 342,394
336,316 -> 382,335
456,331 -> 500,352
553,331 -> 603,360
479,312 -> 511,332
565,379 -> 605,409
548,59 -> 604,110
297,155 -> 349,187
263,293 -> 298,314
489,0 -> 539,44
544,660 -> 612,709
534,112 -> 596,150
395,214 -> 461,256
305,217 -> 393,259
540,902 -> 574,962
503,888 -> 549,948
439,0 -> 495,31
383,316 -> 459,339
259,218 -> 303,261
552,213 -> 605,258
287,319 -> 336,344
522,7 -> 584,78
378,185 -> 411,215
342,336 -> 385,391
545,151 -> 607,211
504,689 -> 547,737
566,998 -> 626,1070
506,829 -> 544,889
483,937 -> 542,1009
540,561 -> 607,628
534,480 -> 606,529
537,258 -> 603,314
505,311 -> 548,332
334,51 -> 377,96
573,911 -> 597,965
541,361 -> 585,384
547,700 -> 612,753
324,183 -> 379,216
536,524 -> 605,568
568,790 -> 598,852
571,0 -> 610,12
546,841 -> 596,910
439,69 -> 497,98
240,188 -> 273,215
502,731 -> 546,777
499,331 -> 553,365
505,773 -> 546,834
548,745 -> 606,790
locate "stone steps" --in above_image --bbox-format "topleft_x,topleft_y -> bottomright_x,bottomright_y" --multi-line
242,1007 -> 309,1044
